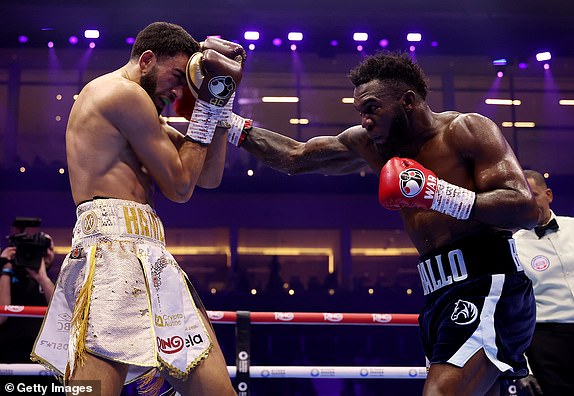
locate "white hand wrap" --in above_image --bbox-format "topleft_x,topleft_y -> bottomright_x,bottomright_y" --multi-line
216,92 -> 235,129
430,179 -> 476,220
227,113 -> 253,147
185,99 -> 223,145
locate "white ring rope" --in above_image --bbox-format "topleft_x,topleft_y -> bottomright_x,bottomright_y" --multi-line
0,364 -> 427,379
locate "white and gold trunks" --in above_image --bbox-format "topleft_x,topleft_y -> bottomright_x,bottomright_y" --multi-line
32,198 -> 212,383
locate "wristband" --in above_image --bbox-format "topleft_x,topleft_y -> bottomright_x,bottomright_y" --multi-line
227,113 -> 253,147
1,268 -> 14,278
430,179 -> 476,220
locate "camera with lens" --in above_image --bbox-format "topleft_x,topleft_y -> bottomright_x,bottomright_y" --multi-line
6,217 -> 52,270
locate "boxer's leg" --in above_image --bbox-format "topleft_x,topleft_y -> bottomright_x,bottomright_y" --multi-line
163,309 -> 236,396
68,352 -> 129,396
423,349 -> 500,396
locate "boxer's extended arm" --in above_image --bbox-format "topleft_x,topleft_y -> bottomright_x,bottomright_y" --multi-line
241,125 -> 368,175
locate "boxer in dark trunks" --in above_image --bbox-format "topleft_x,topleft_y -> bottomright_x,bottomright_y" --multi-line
224,51 -> 539,395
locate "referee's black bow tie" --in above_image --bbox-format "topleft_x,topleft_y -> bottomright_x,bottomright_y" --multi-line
534,218 -> 559,238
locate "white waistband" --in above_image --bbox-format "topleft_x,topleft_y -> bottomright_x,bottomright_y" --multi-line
73,198 -> 165,245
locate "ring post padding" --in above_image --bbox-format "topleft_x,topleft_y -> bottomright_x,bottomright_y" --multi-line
235,310 -> 251,395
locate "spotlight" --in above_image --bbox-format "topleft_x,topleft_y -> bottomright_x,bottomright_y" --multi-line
18,35 -> 28,43
272,38 -> 282,46
89,42 -> 96,49
330,40 -> 338,47
492,58 -> 508,66
68,36 -> 79,45
47,41 -> 54,48
536,52 -> 551,62
244,31 -> 260,41
356,45 -> 363,52
290,44 -> 297,51
84,29 -> 100,39
287,32 -> 303,41
431,41 -> 439,47
353,32 -> 368,42
406,32 -> 422,42
248,43 -> 255,50
125,37 -> 135,45
378,39 -> 389,48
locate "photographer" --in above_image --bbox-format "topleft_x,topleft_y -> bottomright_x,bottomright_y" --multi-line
0,233 -> 56,362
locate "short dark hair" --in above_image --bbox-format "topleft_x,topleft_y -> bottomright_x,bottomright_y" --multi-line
348,51 -> 429,100
130,22 -> 199,60
523,170 -> 548,188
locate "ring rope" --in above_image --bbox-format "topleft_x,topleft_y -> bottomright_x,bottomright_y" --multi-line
0,364 -> 427,379
0,306 -> 419,325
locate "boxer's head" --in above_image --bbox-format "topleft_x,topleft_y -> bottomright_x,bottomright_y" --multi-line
131,22 -> 200,114
349,52 -> 429,147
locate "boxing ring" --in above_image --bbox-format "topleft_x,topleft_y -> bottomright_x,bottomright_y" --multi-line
0,306 -> 426,394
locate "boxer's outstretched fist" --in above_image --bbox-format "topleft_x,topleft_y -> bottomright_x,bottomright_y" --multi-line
379,157 -> 476,220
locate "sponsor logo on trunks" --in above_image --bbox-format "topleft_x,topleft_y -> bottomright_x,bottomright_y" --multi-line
81,211 -> 97,235
274,312 -> 294,321
122,206 -> 165,242
451,299 -> 478,325
372,314 -> 392,323
157,333 -> 205,354
57,313 -> 71,332
531,255 -> 550,271
323,313 -> 343,322
155,313 -> 184,327
39,339 -> 68,351
417,249 -> 468,295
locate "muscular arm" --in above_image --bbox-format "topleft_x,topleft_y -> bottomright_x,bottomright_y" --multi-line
241,125 -> 369,175
456,114 -> 538,229
109,84 -> 209,203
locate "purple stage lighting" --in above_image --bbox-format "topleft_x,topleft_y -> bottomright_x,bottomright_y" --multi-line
379,39 -> 389,48
18,35 -> 28,43
89,42 -> 96,49
272,38 -> 282,46
84,29 -> 100,39
244,31 -> 260,41
288,32 -> 303,41
492,58 -> 507,66
407,33 -> 422,42
536,52 -> 551,62
330,40 -> 338,47
353,32 -> 368,42
356,45 -> 363,52
518,62 -> 528,69
68,36 -> 79,45
431,41 -> 438,47
47,41 -> 54,48
126,37 -> 135,45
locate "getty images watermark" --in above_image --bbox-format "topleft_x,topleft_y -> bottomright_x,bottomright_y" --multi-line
2,379 -> 100,395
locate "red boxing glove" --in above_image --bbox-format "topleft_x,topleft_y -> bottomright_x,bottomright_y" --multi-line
379,157 -> 475,220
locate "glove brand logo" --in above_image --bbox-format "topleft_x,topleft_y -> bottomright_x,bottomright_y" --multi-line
399,168 -> 425,197
208,76 -> 236,101
531,255 -> 550,271
450,299 -> 478,325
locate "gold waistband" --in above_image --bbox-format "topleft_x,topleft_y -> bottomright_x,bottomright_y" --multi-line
73,198 -> 165,245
